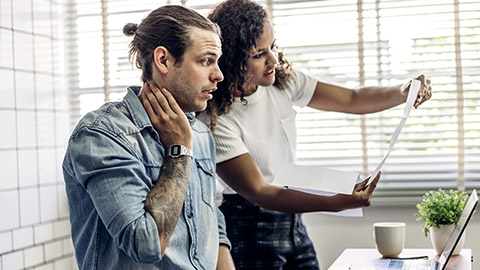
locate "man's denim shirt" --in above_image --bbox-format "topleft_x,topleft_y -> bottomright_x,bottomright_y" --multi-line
63,87 -> 230,270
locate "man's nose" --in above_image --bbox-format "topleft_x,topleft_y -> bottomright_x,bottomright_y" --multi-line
211,64 -> 224,82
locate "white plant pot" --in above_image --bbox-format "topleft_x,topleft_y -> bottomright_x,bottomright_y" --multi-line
430,224 -> 465,255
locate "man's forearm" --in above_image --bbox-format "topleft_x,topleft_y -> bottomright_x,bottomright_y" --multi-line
145,156 -> 192,254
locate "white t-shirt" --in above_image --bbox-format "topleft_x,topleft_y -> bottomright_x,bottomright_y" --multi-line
198,70 -> 317,194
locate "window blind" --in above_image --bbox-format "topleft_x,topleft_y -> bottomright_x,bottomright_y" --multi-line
272,0 -> 480,203
68,0 -> 480,204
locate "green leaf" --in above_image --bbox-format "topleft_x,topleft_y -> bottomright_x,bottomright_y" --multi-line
414,189 -> 468,237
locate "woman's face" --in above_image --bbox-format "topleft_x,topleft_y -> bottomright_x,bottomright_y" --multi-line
243,21 -> 279,94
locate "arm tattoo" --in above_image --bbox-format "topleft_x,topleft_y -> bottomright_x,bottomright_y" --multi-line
145,156 -> 192,246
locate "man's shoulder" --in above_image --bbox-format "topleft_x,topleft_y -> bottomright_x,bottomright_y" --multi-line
70,101 -> 134,138
71,88 -> 143,134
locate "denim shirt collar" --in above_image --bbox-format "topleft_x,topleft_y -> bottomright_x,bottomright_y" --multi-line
125,86 -> 196,130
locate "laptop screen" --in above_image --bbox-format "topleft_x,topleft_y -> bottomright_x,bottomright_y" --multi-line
437,189 -> 478,268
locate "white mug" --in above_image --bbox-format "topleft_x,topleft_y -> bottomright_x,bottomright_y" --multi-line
372,222 -> 405,258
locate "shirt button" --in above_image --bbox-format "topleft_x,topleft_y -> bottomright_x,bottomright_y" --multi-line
187,212 -> 193,218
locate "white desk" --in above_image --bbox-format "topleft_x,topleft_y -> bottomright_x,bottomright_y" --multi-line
328,248 -> 472,270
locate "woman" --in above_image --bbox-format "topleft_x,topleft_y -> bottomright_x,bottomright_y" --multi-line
197,0 -> 432,269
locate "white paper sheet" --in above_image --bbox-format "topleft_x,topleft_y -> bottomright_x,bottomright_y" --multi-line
367,79 -> 421,185
274,164 -> 358,195
292,188 -> 364,217
273,164 -> 363,217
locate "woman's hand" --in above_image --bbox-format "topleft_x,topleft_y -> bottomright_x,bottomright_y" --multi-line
140,82 -> 192,148
349,171 -> 381,208
402,74 -> 432,108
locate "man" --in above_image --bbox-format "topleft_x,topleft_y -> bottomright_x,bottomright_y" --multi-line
63,5 -> 234,269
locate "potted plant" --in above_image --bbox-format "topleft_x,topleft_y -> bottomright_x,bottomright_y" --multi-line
415,188 -> 468,255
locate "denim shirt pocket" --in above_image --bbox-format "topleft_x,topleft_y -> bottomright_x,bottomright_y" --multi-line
195,159 -> 216,211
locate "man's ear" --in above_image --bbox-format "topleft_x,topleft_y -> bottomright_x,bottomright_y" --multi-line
153,46 -> 169,74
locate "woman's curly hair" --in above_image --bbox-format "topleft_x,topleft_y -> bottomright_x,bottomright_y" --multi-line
202,0 -> 292,131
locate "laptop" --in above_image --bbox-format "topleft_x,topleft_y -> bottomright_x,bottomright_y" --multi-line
350,189 -> 478,270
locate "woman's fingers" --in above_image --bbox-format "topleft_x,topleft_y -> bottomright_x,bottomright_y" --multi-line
366,171 -> 381,193
414,74 -> 432,108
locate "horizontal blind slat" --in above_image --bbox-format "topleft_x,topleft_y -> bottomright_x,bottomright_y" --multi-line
70,0 -> 480,201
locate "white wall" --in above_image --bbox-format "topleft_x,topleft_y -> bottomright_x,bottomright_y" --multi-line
303,205 -> 480,269
0,0 -> 75,269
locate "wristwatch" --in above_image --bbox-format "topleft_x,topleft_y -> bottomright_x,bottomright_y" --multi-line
167,144 -> 193,159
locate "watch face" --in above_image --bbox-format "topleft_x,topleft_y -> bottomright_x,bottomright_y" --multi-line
171,145 -> 181,156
